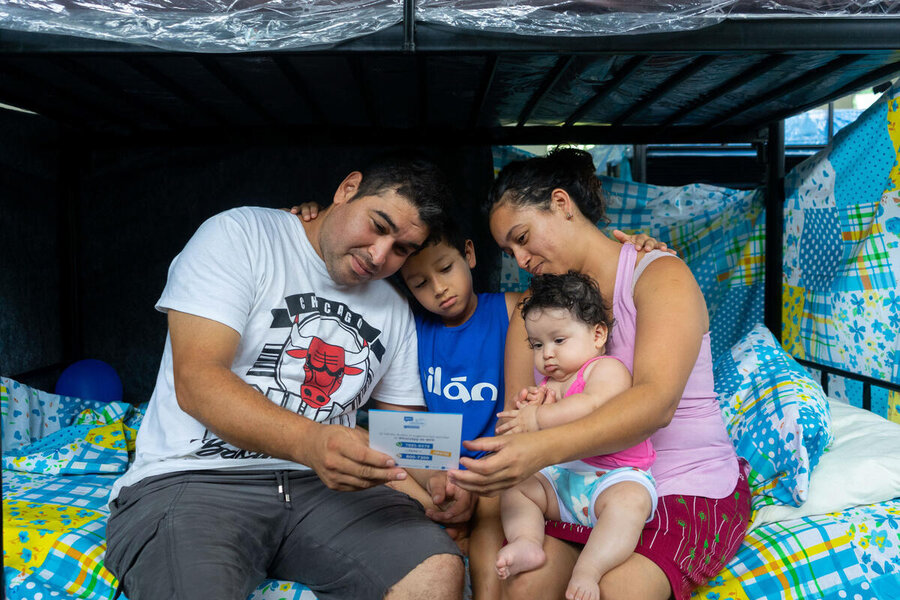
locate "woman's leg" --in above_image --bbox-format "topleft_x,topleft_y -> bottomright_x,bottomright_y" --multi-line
595,553 -> 672,600
496,474 -> 555,579
500,535 -> 670,600
469,495 -> 505,600
501,535 -> 580,600
567,481 -> 652,600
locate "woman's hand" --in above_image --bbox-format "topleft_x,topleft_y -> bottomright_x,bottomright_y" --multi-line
450,432 -> 547,496
612,229 -> 676,254
287,202 -> 322,221
495,403 -> 540,435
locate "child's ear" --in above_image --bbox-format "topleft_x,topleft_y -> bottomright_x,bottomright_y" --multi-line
593,323 -> 609,350
464,239 -> 477,269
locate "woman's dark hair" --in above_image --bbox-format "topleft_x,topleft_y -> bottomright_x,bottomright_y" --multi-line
519,271 -> 613,331
487,147 -> 608,225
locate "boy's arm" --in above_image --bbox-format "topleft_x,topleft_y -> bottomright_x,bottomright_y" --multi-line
496,359 -> 631,434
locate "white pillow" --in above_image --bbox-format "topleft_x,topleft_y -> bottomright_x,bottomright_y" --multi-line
751,399 -> 900,529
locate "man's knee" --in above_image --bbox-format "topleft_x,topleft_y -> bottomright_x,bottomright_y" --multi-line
386,553 -> 464,600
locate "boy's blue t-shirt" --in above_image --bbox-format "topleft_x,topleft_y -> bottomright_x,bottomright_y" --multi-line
415,292 -> 508,460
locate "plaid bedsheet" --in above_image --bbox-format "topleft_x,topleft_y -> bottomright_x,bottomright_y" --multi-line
2,378 -> 316,600
694,499 -> 900,599
5,380 -> 898,600
5,463 -> 898,600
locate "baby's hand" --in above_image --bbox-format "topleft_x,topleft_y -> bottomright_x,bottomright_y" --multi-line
517,386 -> 558,409
495,404 -> 540,435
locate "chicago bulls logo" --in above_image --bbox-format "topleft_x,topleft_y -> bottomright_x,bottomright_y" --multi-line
286,334 -> 369,408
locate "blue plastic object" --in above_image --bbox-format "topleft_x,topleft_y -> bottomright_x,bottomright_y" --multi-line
55,359 -> 123,403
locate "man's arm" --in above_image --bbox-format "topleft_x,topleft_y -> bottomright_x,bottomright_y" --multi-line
168,309 -> 407,491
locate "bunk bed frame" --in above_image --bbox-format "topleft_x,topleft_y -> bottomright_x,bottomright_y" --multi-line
4,8 -> 900,396
3,5 -> 900,599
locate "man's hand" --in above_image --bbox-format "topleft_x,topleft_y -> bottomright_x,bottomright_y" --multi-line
305,424 -> 407,492
494,403 -> 541,435
424,471 -> 476,525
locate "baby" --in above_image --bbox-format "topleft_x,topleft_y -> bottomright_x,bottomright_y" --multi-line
495,271 -> 658,600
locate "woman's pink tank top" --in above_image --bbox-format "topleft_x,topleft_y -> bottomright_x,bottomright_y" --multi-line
607,244 -> 738,498
541,356 -> 655,471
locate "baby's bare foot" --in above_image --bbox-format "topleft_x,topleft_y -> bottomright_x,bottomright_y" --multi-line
566,566 -> 602,600
495,538 -> 546,579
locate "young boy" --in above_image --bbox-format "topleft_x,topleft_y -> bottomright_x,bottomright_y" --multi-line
293,203 -> 516,600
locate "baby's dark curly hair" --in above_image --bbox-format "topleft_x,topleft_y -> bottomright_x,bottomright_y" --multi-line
519,271 -> 613,331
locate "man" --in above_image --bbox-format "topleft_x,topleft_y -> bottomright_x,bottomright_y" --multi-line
105,155 -> 470,600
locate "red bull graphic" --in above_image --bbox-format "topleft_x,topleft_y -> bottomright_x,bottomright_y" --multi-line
286,332 -> 370,408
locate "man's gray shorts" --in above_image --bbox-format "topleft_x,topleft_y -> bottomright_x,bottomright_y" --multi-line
105,469 -> 462,600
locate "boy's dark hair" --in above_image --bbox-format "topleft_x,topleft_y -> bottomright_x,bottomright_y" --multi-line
519,271 -> 613,330
423,215 -> 467,258
354,153 -> 452,239
487,147 -> 609,225
389,216 -> 470,314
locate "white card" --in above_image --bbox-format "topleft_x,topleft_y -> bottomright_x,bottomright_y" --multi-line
368,410 -> 463,470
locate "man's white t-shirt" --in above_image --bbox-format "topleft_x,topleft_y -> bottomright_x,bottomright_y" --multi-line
111,207 -> 424,499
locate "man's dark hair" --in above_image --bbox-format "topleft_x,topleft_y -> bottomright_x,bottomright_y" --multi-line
519,271 -> 613,330
354,153 -> 452,238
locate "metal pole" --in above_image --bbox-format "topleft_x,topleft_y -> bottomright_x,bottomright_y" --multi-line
403,0 -> 416,52
58,130 -> 84,364
632,144 -> 647,183
765,121 -> 785,342
827,101 -> 835,143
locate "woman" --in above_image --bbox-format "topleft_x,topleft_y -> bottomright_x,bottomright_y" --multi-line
451,148 -> 750,600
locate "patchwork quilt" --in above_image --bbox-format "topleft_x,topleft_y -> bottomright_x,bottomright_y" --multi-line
494,84 -> 900,424
1,377 -> 317,600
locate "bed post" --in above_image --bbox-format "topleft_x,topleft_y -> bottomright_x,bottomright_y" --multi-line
403,0 -> 415,52
764,121 -> 785,344
58,130 -> 84,364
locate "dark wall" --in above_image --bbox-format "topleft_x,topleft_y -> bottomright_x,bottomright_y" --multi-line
69,142 -> 495,403
0,110 -> 63,393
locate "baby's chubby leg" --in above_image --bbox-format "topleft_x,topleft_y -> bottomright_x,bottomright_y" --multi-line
496,473 -> 558,580
566,481 -> 652,600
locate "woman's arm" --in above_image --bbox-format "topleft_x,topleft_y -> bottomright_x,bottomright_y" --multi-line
503,291 -> 520,320
495,359 -> 631,434
502,291 -> 539,412
452,258 -> 707,495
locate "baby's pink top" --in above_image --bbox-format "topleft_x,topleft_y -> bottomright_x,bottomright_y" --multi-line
542,355 -> 655,471
607,244 -> 738,498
